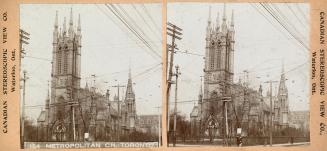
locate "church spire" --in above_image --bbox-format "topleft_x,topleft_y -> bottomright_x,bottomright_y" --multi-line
223,3 -> 226,21
77,14 -> 81,31
69,7 -> 73,25
85,82 -> 89,90
206,6 -> 212,38
215,12 -> 220,31
68,8 -> 74,37
125,66 -> 135,101
54,11 -> 58,29
221,3 -> 228,34
63,17 -> 67,36
208,6 -> 212,23
231,10 -> 234,27
282,59 -> 285,74
53,11 -> 59,44
278,61 -> 288,96
129,62 -> 132,80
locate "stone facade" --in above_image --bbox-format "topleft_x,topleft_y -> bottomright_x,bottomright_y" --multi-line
190,6 -> 290,139
36,9 -> 139,142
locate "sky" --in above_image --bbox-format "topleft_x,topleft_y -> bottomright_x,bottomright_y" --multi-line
167,3 -> 310,118
20,4 -> 162,121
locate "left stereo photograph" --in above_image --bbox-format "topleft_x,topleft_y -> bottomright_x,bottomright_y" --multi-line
20,4 -> 162,149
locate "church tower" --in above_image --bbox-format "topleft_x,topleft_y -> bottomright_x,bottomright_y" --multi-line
202,5 -> 235,122
49,9 -> 82,141
276,63 -> 289,128
124,67 -> 137,131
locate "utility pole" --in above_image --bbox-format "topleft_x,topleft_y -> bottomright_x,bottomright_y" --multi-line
111,82 -> 124,141
264,80 -> 278,146
166,22 -> 182,143
20,70 -> 28,147
173,65 -> 181,147
199,76 -> 203,142
19,29 -> 30,62
46,81 -> 50,141
154,106 -> 161,146
19,29 -> 29,148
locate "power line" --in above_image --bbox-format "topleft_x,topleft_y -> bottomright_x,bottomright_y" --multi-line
259,3 -> 309,51
24,55 -> 51,62
96,4 -> 161,60
251,3 -> 307,55
296,3 -> 309,24
117,5 -> 159,51
140,4 -> 161,35
269,4 -> 306,42
286,4 -> 308,30
105,4 -> 161,59
131,4 -> 161,40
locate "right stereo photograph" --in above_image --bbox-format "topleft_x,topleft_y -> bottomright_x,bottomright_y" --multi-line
166,3 -> 310,147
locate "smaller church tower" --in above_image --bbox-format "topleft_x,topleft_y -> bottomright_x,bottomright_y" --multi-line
124,67 -> 137,131
277,63 -> 289,128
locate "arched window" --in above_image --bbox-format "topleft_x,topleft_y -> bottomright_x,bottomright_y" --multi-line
63,51 -> 68,74
57,51 -> 62,74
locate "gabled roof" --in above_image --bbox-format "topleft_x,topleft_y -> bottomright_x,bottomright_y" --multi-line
190,106 -> 199,117
37,110 -> 46,122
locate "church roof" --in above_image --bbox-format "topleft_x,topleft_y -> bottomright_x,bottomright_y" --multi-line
190,106 -> 199,117
37,110 -> 46,122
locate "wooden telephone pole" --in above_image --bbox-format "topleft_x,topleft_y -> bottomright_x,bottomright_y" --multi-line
264,80 -> 278,146
21,70 -> 28,147
173,65 -> 181,147
19,29 -> 29,148
111,82 -> 124,141
166,22 -> 182,144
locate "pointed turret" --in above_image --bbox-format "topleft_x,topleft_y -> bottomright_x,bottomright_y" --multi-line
221,4 -> 228,34
68,8 -> 74,37
69,8 -> 73,25
278,61 -> 288,95
77,14 -> 81,32
206,6 -> 212,38
128,64 -> 132,80
53,11 -> 59,44
208,6 -> 212,24
85,82 -> 89,91
54,11 -> 58,29
230,10 -> 234,28
215,12 -> 220,32
63,17 -> 67,36
125,66 -> 135,100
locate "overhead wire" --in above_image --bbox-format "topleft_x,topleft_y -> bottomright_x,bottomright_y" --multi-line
105,4 -> 161,59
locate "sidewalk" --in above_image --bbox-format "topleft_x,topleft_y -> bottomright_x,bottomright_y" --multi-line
255,142 -> 310,147
170,142 -> 310,147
